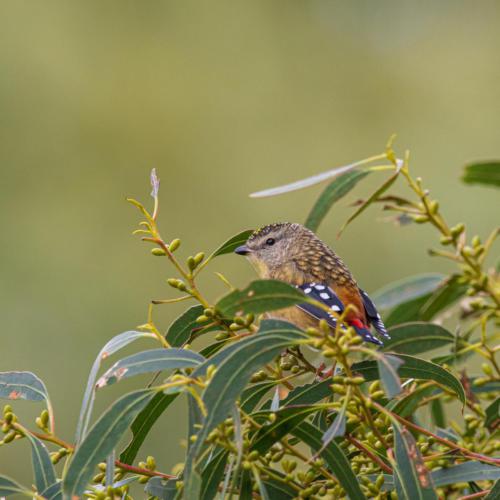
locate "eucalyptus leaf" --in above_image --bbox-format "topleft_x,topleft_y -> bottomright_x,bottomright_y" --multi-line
166,305 -> 215,347
201,450 -> 228,500
40,481 -> 62,500
391,421 -> 437,499
431,461 -> 500,487
352,354 -> 465,406
0,371 -> 49,402
144,477 -> 178,500
250,406 -> 318,453
64,389 -> 155,498
96,348 -> 205,388
419,275 -> 467,321
462,161 -> 500,187
291,421 -> 365,500
305,170 -> 370,232
383,322 -> 455,355
485,479 -> 500,499
75,330 -> 155,444
0,475 -> 31,497
485,396 -> 499,431
377,353 -> 403,398
385,294 -> 432,327
338,167 -> 401,236
211,229 -> 254,257
371,274 -> 445,310
240,382 -> 276,412
322,409 -> 346,445
120,392 -> 178,465
26,434 -> 57,493
183,320 -> 307,499
215,279 -> 306,318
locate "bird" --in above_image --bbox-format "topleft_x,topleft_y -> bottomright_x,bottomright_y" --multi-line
234,222 -> 389,345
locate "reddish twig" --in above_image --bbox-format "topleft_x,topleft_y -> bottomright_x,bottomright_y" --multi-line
347,435 -> 393,474
458,491 -> 490,500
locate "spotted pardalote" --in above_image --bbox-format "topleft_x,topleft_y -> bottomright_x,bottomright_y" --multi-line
234,222 -> 389,345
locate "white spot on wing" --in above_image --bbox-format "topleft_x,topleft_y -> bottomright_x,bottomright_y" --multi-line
315,285 -> 325,290
320,292 -> 330,300
304,288 -> 312,294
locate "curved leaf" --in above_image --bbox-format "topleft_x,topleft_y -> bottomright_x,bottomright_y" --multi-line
240,382 -> 276,412
377,353 -> 403,398
96,348 -> 205,388
26,434 -> 57,493
64,389 -> 155,498
215,280 -> 305,318
305,170 -> 370,232
338,167 -> 401,236
291,421 -> 365,500
352,354 -> 465,406
385,294 -> 432,327
120,392 -> 178,465
486,479 -> 500,499
383,322 -> 455,355
322,408 -> 346,445
144,477 -> 178,500
391,421 -> 437,499
371,274 -> 445,310
0,371 -> 49,402
40,481 -> 62,500
75,330 -> 155,443
184,320 -> 307,499
166,305 -> 212,347
419,276 -> 467,321
431,461 -> 500,487
201,450 -> 228,500
485,396 -> 499,431
462,161 -> 500,187
280,379 -> 331,407
211,229 -> 254,257
0,475 -> 31,497
250,406 -> 318,453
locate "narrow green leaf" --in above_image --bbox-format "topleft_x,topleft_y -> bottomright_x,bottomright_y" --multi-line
338,168 -> 401,236
96,348 -> 205,388
430,399 -> 446,428
0,371 -> 49,402
211,229 -> 254,257
75,330 -> 155,444
240,382 -> 276,412
385,294 -> 432,327
250,406 -> 318,453
462,161 -> 500,187
485,396 -> 499,431
371,274 -> 445,310
390,385 -> 438,418
120,392 -> 178,465
280,379 -> 331,407
26,434 -> 57,493
215,279 -> 306,317
184,320 -> 307,499
431,461 -> 500,487
391,421 -> 437,499
377,353 -> 403,398
40,481 -> 62,500
419,275 -> 467,321
485,479 -> 500,499
0,475 -> 31,497
64,389 -> 155,498
305,170 -> 370,232
166,305 -> 211,347
262,471 -> 298,499
144,477 -> 178,500
322,409 -> 346,445
249,156 -> 382,198
201,450 -> 228,500
383,322 -> 455,355
292,421 -> 365,500
352,354 -> 465,406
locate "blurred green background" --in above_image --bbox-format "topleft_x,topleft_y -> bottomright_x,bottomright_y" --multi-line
1,0 -> 499,481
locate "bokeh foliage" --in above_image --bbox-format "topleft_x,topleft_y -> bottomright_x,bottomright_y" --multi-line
0,143 -> 498,499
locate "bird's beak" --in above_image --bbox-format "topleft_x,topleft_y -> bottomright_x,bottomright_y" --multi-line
234,245 -> 250,256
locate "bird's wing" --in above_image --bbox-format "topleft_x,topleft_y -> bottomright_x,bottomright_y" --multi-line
359,288 -> 390,340
296,283 -> 383,345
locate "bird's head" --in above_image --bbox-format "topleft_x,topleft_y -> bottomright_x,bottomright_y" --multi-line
234,222 -> 316,277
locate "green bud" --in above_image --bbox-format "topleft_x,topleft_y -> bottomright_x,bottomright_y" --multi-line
98,462 -> 107,471
3,431 -> 16,444
168,239 -> 181,252
331,384 -> 346,394
93,472 -> 105,484
146,456 -> 156,470
194,252 -> 205,265
215,332 -> 230,341
4,413 -> 13,425
413,214 -> 429,223
428,200 -> 439,214
41,410 -> 49,426
451,223 -> 465,236
248,450 -> 259,461
291,365 -> 300,374
440,235 -> 453,245
203,308 -> 214,317
151,248 -> 166,256
167,278 -> 179,288
472,235 -> 481,247
3,405 -> 13,415
196,315 -> 209,323
187,256 -> 196,271
482,363 -> 493,376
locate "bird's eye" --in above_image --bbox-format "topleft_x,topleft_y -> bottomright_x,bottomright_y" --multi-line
266,238 -> 275,246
